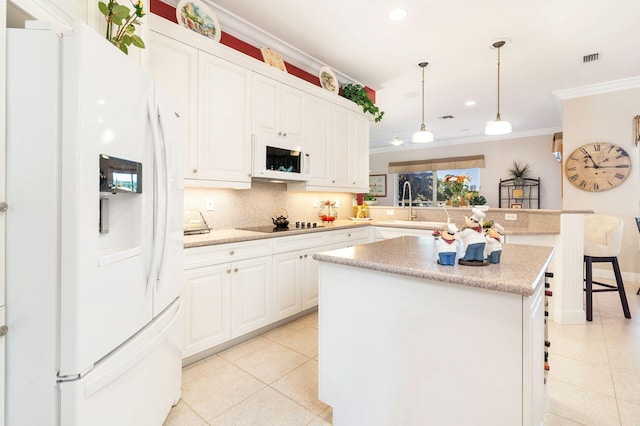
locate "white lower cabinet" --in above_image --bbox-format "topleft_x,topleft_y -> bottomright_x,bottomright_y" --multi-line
184,227 -> 373,360
230,256 -> 273,338
184,264 -> 231,357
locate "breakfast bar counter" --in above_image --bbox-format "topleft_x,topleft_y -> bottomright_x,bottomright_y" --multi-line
314,236 -> 554,426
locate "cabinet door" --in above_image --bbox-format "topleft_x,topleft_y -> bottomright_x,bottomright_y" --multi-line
301,252 -> 319,310
252,74 -> 280,136
350,113 -> 370,191
183,264 -> 231,357
252,74 -> 304,140
305,96 -> 331,186
280,85 -> 305,140
329,106 -> 351,187
198,52 -> 252,185
231,256 -> 273,337
147,31 -> 199,179
273,251 -> 303,320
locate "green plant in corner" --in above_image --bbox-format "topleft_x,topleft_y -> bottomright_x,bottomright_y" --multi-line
98,0 -> 146,54
341,84 -> 384,122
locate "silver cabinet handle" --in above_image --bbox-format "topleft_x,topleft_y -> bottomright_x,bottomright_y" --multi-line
226,269 -> 231,274
230,250 -> 235,255
283,132 -> 287,137
299,255 -> 303,259
0,325 -> 8,336
192,168 -> 198,174
278,131 -> 282,136
0,201 -> 7,212
233,268 -> 238,273
304,254 -> 307,258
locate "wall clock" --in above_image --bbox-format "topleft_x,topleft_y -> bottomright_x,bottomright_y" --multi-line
565,142 -> 631,192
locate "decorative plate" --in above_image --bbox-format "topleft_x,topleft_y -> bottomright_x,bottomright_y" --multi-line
319,66 -> 339,94
176,0 -> 221,43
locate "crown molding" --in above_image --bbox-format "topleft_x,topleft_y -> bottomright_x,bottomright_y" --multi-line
553,76 -> 640,100
161,0 -> 362,87
369,127 -> 562,154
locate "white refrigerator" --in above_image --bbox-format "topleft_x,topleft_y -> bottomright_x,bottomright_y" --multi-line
5,21 -> 184,425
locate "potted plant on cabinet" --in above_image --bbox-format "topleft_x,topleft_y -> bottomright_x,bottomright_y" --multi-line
508,161 -> 531,185
340,84 -> 384,123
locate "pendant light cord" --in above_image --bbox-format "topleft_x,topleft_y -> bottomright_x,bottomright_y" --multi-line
418,62 -> 428,131
496,45 -> 501,121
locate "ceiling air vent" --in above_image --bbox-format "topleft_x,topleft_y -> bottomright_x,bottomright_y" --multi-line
583,53 -> 599,63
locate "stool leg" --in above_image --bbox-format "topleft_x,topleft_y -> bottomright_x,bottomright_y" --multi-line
585,257 -> 593,322
612,257 -> 631,319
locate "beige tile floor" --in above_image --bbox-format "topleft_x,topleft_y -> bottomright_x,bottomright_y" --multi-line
165,281 -> 640,426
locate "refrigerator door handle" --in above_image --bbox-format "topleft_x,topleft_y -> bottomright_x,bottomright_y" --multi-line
146,99 -> 165,295
154,105 -> 171,287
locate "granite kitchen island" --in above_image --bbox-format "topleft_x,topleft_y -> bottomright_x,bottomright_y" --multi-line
314,236 -> 554,426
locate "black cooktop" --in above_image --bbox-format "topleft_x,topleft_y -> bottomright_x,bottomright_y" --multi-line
237,223 -> 323,233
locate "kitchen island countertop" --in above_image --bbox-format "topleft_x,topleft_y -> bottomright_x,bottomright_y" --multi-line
313,236 -> 554,296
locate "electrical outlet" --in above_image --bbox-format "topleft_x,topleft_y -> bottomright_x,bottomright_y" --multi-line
206,198 -> 214,211
505,213 -> 517,221
334,199 -> 340,208
313,198 -> 319,208
386,210 -> 395,216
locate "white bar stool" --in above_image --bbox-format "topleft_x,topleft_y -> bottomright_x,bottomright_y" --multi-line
583,214 -> 631,321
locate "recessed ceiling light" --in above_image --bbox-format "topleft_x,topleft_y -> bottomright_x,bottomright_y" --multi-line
388,8 -> 407,21
391,137 -> 404,146
465,100 -> 476,106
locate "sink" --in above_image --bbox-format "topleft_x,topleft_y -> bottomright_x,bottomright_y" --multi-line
376,220 -> 448,229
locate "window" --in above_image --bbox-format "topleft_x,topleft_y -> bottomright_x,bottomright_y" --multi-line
397,168 -> 480,206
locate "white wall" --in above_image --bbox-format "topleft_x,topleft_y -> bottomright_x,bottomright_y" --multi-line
369,134 -> 563,209
562,87 -> 640,277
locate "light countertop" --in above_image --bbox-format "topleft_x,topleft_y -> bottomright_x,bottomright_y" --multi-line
313,236 -> 554,296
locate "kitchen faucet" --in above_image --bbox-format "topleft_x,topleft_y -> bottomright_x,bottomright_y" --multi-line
401,181 -> 417,221
437,202 -> 451,224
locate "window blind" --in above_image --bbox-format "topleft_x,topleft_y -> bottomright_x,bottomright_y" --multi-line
388,155 -> 485,173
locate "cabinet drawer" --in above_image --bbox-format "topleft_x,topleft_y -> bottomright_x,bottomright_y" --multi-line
325,227 -> 371,245
184,239 -> 273,269
272,232 -> 327,254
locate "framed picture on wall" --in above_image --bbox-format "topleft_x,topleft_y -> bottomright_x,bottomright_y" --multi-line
369,174 -> 387,197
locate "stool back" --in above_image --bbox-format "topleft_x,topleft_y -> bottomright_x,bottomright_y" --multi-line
584,214 -> 623,257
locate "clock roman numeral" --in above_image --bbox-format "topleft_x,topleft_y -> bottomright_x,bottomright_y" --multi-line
579,180 -> 587,188
580,148 -> 588,155
593,182 -> 599,191
567,166 -> 577,171
569,174 -> 579,182
615,173 -> 625,180
593,144 -> 601,151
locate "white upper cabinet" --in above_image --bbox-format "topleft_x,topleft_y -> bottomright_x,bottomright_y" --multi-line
291,99 -> 370,193
350,113 -> 370,191
252,74 -> 305,141
147,31 -> 199,179
197,52 -> 252,187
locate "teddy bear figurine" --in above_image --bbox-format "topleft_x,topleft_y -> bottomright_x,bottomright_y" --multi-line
484,223 -> 505,263
457,207 -> 489,266
436,223 -> 459,266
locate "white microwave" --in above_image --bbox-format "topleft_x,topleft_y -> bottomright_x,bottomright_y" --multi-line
252,135 -> 311,181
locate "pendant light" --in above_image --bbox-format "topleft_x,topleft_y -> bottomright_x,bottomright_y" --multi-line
484,41 -> 512,136
412,62 -> 434,143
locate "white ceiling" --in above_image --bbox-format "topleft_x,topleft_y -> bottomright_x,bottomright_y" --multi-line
202,0 -> 640,150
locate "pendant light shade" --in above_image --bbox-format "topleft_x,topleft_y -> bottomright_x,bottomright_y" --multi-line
412,62 -> 434,143
484,41 -> 512,136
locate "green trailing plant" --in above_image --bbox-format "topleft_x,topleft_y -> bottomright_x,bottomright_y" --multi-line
364,193 -> 377,202
98,0 -> 146,54
341,83 -> 384,122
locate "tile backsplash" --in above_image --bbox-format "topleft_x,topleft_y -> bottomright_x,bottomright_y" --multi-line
184,181 -> 356,230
